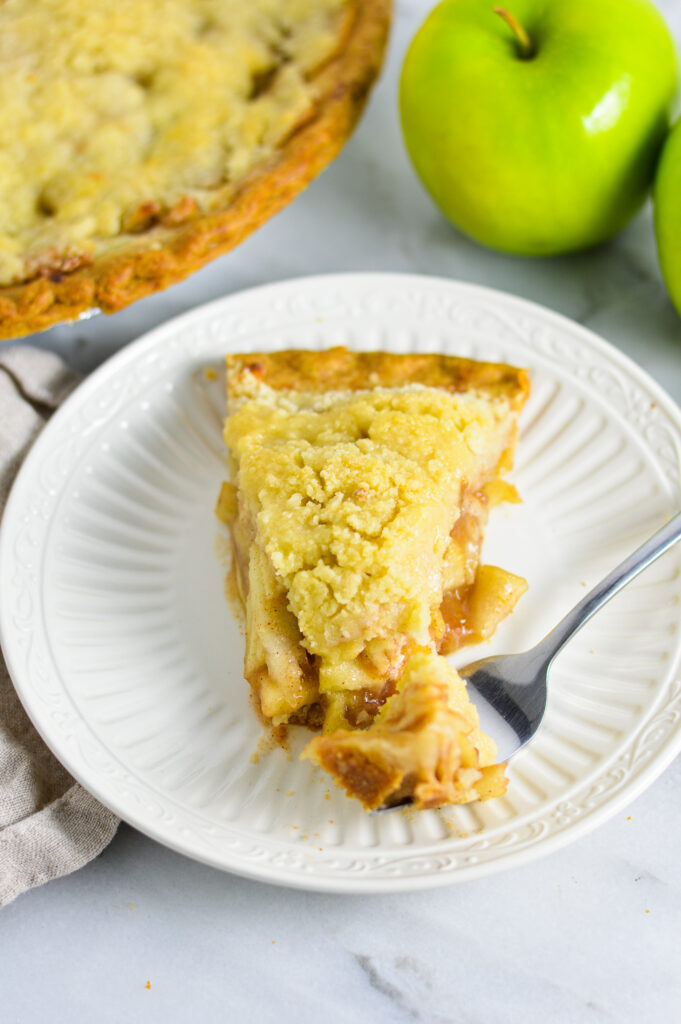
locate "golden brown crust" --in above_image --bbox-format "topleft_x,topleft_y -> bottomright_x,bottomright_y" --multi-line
227,345 -> 530,408
0,1 -> 391,341
309,739 -> 508,811
310,743 -> 404,810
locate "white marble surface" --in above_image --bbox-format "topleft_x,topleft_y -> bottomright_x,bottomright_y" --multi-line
3,2 -> 681,1020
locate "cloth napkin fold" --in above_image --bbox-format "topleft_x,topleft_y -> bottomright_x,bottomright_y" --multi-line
0,347 -> 119,907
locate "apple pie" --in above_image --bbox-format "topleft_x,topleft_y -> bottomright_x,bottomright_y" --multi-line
216,347 -> 529,810
0,0 -> 390,340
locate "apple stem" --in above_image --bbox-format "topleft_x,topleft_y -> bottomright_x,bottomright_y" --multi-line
493,7 -> 534,59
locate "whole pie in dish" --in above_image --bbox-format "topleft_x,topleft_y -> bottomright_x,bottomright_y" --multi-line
0,0 -> 390,340
216,347 -> 529,810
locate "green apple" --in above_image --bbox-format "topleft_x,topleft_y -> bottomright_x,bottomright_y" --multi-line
654,117 -> 681,316
399,0 -> 678,256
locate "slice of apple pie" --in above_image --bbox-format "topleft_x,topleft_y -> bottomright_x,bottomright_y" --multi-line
216,347 -> 529,810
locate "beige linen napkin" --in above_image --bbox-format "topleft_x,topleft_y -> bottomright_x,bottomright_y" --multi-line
0,347 -> 119,907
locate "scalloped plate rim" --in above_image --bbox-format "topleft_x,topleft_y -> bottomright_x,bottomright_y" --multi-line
2,271 -> 681,892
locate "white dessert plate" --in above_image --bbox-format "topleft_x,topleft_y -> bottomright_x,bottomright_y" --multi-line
2,273 -> 681,893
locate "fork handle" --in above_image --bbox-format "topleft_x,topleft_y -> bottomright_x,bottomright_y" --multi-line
531,510 -> 681,668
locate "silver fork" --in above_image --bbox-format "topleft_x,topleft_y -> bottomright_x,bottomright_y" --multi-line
460,510 -> 681,763
378,510 -> 681,811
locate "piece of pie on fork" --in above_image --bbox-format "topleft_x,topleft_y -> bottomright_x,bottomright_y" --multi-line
216,347 -> 529,811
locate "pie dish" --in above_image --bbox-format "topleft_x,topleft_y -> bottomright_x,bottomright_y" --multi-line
218,346 -> 529,809
0,0 -> 390,340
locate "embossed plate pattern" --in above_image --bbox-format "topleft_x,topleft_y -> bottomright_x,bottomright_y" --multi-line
2,273 -> 681,892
